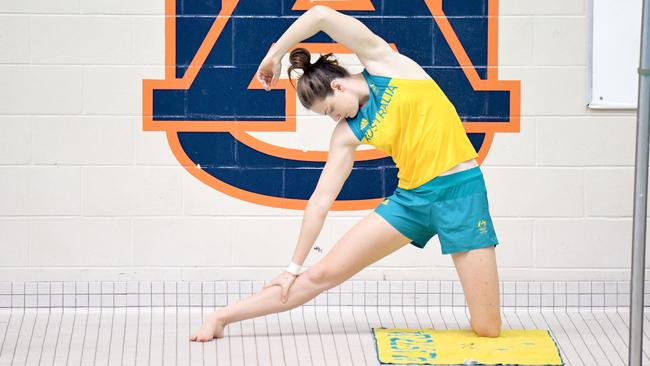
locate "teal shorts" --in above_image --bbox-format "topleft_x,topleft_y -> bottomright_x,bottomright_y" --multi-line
374,166 -> 499,255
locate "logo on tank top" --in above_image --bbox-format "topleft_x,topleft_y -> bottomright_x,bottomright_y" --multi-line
369,82 -> 378,96
363,85 -> 398,141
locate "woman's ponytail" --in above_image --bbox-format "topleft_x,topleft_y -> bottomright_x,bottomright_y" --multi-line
288,47 -> 312,79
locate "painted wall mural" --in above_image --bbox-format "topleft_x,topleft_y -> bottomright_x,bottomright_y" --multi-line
142,0 -> 520,210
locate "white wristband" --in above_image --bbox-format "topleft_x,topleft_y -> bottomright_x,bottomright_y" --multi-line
285,261 -> 302,275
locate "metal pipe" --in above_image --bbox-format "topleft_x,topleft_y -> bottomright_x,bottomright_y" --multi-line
629,0 -> 650,363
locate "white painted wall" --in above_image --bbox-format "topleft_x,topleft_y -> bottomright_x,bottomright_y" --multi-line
0,0 -> 644,282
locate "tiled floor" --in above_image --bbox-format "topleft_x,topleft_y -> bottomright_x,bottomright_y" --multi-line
0,306 -> 647,365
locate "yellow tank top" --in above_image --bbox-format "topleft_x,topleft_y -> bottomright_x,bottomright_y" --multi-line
345,70 -> 478,190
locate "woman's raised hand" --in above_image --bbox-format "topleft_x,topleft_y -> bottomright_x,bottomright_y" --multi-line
256,54 -> 281,91
262,271 -> 297,303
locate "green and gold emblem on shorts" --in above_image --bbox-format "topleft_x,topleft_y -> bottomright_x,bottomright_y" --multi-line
360,118 -> 369,130
477,219 -> 487,234
381,198 -> 390,206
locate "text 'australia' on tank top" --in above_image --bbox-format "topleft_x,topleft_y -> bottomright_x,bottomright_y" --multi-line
345,69 -> 478,190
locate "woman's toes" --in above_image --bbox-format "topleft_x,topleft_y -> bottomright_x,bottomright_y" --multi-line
189,314 -> 226,342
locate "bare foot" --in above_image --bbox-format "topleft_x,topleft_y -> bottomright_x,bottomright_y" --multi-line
189,313 -> 226,342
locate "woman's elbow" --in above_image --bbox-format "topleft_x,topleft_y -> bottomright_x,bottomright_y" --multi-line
308,195 -> 333,214
309,5 -> 332,24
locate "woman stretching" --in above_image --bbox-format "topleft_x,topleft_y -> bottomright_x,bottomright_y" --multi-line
190,5 -> 501,342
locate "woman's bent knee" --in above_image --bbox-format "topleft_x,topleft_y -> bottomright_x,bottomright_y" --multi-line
474,325 -> 501,338
472,316 -> 501,338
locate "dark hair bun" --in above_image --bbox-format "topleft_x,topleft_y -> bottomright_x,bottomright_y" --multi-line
288,47 -> 312,79
285,48 -> 349,107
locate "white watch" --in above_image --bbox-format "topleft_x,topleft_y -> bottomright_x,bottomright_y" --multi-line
286,261 -> 302,275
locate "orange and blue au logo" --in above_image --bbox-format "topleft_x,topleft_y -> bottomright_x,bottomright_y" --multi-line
142,0 -> 520,211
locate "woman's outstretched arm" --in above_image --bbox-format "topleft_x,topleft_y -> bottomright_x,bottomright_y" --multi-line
288,120 -> 359,270
257,5 -> 425,90
267,5 -> 392,66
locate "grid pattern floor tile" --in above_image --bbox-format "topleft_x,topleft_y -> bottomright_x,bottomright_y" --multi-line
0,307 -> 648,365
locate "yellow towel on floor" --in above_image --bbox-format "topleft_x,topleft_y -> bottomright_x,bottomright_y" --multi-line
372,328 -> 563,365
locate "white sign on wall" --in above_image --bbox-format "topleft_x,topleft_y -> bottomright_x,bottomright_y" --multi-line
589,0 -> 642,109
